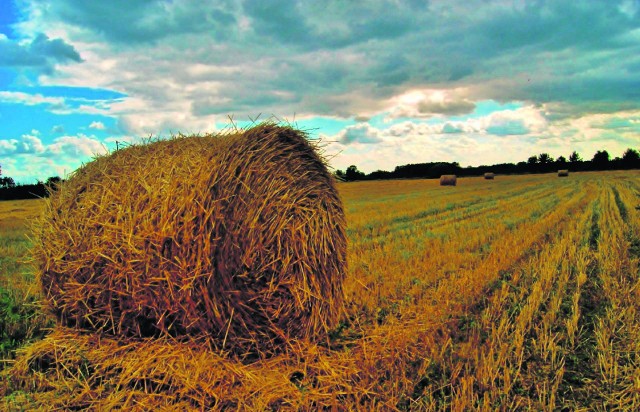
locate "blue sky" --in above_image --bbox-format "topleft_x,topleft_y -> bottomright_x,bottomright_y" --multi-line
1,0 -> 640,183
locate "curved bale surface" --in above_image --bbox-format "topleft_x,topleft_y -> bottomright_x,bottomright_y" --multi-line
33,123 -> 347,352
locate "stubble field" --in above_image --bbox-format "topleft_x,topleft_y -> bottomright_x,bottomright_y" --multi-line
2,170 -> 640,410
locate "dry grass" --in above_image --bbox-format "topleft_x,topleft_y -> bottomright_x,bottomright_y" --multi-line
3,171 -> 640,410
0,199 -> 44,293
0,199 -> 52,365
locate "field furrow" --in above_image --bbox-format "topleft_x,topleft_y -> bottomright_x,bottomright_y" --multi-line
3,171 -> 640,410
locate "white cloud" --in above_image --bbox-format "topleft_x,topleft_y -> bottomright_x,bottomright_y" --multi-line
0,91 -> 64,106
89,121 -> 105,129
483,106 -> 549,136
385,88 -> 477,119
323,105 -> 637,173
0,132 -> 45,155
0,132 -> 109,183
46,134 -> 107,157
0,132 -> 106,158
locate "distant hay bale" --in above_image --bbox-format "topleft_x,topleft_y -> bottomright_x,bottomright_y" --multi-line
440,175 -> 457,186
558,170 -> 569,177
484,172 -> 495,180
32,123 -> 347,353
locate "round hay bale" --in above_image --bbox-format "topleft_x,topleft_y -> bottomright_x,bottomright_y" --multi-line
33,123 -> 347,352
440,175 -> 457,186
558,169 -> 569,177
484,172 -> 495,180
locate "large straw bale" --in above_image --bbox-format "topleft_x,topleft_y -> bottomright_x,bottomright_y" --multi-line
32,123 -> 346,352
484,172 -> 495,180
439,175 -> 457,186
558,169 -> 569,177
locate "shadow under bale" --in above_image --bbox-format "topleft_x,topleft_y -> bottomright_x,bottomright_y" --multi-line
32,123 -> 347,355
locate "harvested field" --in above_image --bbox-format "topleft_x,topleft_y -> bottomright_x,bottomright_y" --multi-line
3,170 -> 640,410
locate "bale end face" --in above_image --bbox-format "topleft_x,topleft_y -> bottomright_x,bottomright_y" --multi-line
440,175 -> 457,186
484,172 -> 495,180
33,123 -> 347,354
558,170 -> 569,177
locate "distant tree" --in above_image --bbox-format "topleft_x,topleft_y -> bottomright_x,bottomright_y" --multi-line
622,148 -> 640,169
516,161 -> 527,171
0,176 -> 15,189
524,155 -> 538,173
569,151 -> 582,163
538,153 -> 552,164
45,176 -> 62,192
46,176 -> 62,186
335,169 -> 345,180
345,165 -> 365,181
368,169 -> 393,180
592,150 -> 610,169
556,155 -> 567,164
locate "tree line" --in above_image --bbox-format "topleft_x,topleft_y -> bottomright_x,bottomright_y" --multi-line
335,148 -> 640,181
1,148 -> 639,200
0,165 -> 61,200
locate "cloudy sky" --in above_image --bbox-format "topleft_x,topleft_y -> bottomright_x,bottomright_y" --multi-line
1,0 -> 640,183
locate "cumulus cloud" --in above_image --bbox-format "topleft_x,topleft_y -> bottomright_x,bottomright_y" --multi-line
113,95 -> 218,136
337,123 -> 383,144
386,89 -> 477,119
325,109 -> 635,174
483,106 -> 549,136
46,134 -> 107,157
0,132 -> 45,155
0,32 -> 81,73
0,132 -> 105,158
89,121 -> 105,129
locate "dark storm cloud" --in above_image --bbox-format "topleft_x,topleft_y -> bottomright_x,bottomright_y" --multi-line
0,33 -> 81,72
243,0 -> 424,49
33,0 -> 238,44
20,0 -> 640,120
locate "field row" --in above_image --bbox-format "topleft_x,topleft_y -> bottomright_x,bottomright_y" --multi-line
2,171 -> 640,410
